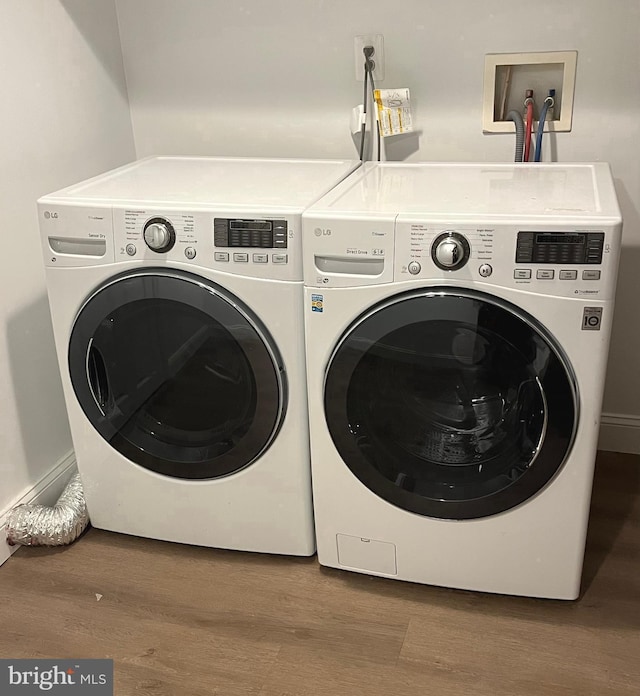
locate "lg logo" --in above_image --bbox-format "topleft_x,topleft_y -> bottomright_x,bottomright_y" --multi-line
44,211 -> 58,219
314,227 -> 331,237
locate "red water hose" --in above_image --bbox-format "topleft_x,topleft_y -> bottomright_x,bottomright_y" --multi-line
524,97 -> 534,162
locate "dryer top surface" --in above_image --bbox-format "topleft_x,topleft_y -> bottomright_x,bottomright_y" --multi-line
304,162 -> 621,222
39,157 -> 360,212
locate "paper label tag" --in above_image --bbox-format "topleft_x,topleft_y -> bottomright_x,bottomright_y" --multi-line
374,88 -> 413,137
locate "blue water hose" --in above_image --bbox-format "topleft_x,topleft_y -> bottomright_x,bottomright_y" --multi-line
534,89 -> 556,162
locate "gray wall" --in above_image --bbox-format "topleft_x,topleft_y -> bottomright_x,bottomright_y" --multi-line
0,0 -> 135,514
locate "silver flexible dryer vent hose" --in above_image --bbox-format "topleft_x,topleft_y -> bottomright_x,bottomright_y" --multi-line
5,473 -> 89,547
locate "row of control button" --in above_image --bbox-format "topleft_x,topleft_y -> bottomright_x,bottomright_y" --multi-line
125,244 -> 289,266
407,261 -> 494,277
215,252 -> 288,264
125,244 -> 197,260
514,269 -> 601,280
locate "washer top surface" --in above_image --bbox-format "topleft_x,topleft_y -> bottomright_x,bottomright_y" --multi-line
41,156 -> 360,212
304,162 -> 621,220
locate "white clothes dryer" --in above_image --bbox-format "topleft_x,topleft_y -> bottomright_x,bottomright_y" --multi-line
38,156 -> 358,555
302,162 -> 622,596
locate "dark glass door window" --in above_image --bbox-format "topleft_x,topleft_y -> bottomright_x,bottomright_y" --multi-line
324,289 -> 577,519
69,271 -> 285,479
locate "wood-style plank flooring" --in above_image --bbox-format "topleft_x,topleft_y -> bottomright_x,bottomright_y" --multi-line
1,450 -> 639,695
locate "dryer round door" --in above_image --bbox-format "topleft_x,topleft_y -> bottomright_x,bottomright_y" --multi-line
68,270 -> 286,480
324,288 -> 578,519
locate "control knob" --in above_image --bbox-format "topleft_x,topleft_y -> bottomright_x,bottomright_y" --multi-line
431,231 -> 471,270
143,218 -> 176,253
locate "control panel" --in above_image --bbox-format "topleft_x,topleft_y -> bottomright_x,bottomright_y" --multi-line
389,219 -> 618,300
213,218 -> 288,249
396,222 -> 494,281
42,208 -> 301,280
303,214 -> 619,299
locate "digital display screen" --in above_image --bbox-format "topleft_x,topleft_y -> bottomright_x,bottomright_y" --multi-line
516,230 -> 604,265
214,217 -> 287,249
535,233 -> 586,245
229,220 -> 272,231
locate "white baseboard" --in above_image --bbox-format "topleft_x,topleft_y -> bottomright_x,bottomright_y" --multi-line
599,413 -> 640,455
0,451 -> 77,568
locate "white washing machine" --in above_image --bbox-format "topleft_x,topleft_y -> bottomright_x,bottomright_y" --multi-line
38,156 -> 359,555
302,162 -> 622,597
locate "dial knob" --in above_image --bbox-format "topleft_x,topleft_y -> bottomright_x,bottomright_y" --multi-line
143,218 -> 175,253
431,232 -> 470,271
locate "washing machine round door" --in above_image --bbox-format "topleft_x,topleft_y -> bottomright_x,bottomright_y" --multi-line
68,270 -> 286,480
324,288 -> 577,519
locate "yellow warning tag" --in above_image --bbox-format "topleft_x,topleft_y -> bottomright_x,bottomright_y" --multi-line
374,88 -> 413,137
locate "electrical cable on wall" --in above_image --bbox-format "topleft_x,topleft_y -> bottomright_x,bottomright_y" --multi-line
524,90 -> 535,162
359,45 -> 381,162
358,59 -> 369,161
365,56 -> 381,161
534,89 -> 556,162
357,44 -> 412,162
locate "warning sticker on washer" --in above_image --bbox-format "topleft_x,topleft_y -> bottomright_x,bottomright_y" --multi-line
311,294 -> 324,313
582,306 -> 603,331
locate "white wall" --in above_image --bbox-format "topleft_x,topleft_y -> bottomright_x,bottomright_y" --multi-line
0,0 -> 135,520
116,0 -> 640,451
